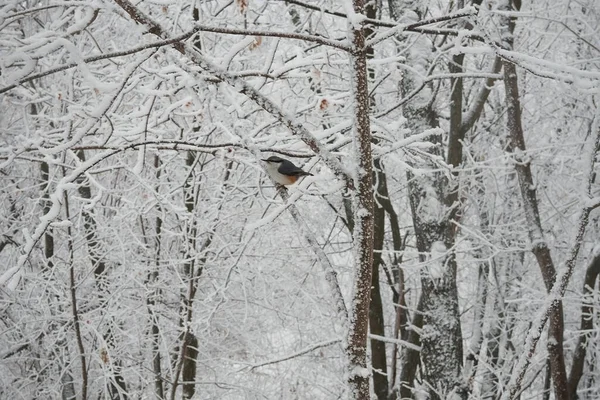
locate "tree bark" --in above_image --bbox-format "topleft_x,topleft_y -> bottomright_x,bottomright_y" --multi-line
364,2 -> 390,398
171,151 -> 201,400
370,158 -> 389,400
502,54 -> 570,400
146,154 -> 165,399
568,252 -> 600,398
346,0 -> 375,398
397,295 -> 424,400
389,1 -> 466,396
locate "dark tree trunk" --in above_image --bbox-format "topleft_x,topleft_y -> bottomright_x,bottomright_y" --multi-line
502,54 -> 570,400
398,295 -> 424,400
364,2 -> 390,398
147,154 -> 165,399
41,160 -> 78,400
370,158 -> 389,400
568,253 -> 600,398
346,0 -> 375,398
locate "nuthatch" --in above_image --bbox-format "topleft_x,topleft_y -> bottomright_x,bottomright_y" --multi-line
262,155 -> 313,186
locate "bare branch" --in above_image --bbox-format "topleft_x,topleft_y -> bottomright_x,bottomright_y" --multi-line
250,339 -> 341,369
368,334 -> 421,352
461,56 -> 502,134
193,24 -> 351,52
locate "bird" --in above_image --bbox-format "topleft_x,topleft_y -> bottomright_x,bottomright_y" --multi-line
261,155 -> 313,186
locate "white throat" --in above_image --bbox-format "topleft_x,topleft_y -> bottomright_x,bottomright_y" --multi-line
264,162 -> 290,185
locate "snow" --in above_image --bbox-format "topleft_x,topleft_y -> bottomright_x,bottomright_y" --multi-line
0,266 -> 22,291
341,0 -> 364,31
50,220 -> 73,228
349,365 -> 370,379
416,186 -> 444,223
132,146 -> 145,175
584,196 -> 600,209
347,13 -> 367,30
356,207 -> 369,218
2,0 -> 600,398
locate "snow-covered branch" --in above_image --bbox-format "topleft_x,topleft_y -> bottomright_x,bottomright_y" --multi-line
0,32 -> 195,95
192,24 -> 351,52
503,118 -> 600,400
113,0 -> 354,190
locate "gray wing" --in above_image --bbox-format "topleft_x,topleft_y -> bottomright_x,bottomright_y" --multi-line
278,161 -> 313,176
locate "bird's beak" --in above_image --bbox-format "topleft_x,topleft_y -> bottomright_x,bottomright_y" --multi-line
261,159 -> 269,162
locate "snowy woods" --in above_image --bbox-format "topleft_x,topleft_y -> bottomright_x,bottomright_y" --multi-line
1,0 -> 600,399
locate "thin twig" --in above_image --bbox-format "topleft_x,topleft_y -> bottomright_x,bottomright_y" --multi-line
113,0 -> 354,189
250,338 -> 341,369
0,31 -> 196,95
502,119 -> 600,399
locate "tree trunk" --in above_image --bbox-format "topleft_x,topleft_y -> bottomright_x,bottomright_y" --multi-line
568,252 -> 600,398
364,2 -> 390,398
146,154 -> 164,399
398,295 -> 424,400
346,0 -> 375,398
172,151 -> 201,400
370,158 -> 389,400
390,0 -> 466,396
501,46 -> 570,400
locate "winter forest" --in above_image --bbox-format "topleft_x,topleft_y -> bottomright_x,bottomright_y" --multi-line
1,0 -> 599,399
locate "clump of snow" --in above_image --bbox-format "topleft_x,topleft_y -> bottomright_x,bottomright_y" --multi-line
50,220 -> 73,228
427,241 -> 447,280
347,13 -> 367,29
349,365 -> 370,378
0,266 -> 22,291
416,186 -> 444,223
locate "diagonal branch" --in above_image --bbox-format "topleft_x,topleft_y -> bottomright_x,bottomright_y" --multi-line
250,338 -> 341,369
502,118 -> 600,400
461,56 -> 502,134
0,31 -> 196,95
277,187 -> 349,324
113,0 -> 354,190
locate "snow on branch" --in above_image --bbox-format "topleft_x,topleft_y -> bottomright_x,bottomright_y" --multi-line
374,128 -> 443,157
285,0 -> 482,39
0,32 -> 197,95
113,0 -> 354,190
502,118 -> 600,399
0,148 -> 122,290
192,24 -> 351,52
455,41 -> 600,90
368,334 -> 421,352
1,140 -> 314,160
365,6 -> 478,48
